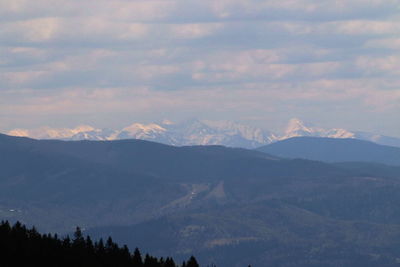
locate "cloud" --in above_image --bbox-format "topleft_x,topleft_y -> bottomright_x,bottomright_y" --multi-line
356,55 -> 400,75
326,20 -> 400,35
0,0 -> 399,137
365,37 -> 400,49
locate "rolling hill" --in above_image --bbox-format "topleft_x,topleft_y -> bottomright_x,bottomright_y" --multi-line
257,137 -> 400,166
2,133 -> 400,266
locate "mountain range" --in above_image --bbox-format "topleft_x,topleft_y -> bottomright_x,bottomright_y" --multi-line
7,118 -> 400,148
258,137 -> 400,166
2,133 -> 400,266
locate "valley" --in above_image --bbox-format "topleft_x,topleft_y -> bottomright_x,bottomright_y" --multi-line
1,133 -> 400,266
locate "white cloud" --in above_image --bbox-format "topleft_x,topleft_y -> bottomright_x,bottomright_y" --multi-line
1,70 -> 49,85
356,55 -> 400,75
365,37 -> 400,49
170,23 -> 224,39
328,20 -> 400,35
207,0 -> 399,21
0,0 -> 400,136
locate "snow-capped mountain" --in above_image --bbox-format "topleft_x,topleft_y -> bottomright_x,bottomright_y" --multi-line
6,118 -> 400,148
165,119 -> 274,147
68,128 -> 116,141
6,119 -> 273,148
115,123 -> 168,141
278,118 -> 400,147
280,118 -> 355,140
352,131 -> 400,148
7,125 -> 108,140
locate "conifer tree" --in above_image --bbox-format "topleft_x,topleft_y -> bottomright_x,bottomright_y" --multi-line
186,256 -> 200,267
0,221 -> 203,267
73,226 -> 85,248
164,257 -> 176,267
132,247 -> 143,266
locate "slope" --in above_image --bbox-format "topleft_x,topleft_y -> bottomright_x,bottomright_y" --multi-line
257,137 -> 400,166
2,133 -> 400,266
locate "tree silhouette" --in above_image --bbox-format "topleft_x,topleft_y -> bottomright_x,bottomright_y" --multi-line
186,256 -> 200,267
0,220 -> 202,267
132,247 -> 143,266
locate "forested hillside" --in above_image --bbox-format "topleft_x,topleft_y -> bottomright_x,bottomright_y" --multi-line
2,134 -> 400,266
0,221 -> 199,267
257,137 -> 400,165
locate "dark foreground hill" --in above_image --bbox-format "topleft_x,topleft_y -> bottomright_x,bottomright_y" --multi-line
1,133 -> 400,266
257,137 -> 400,165
0,220 -> 198,267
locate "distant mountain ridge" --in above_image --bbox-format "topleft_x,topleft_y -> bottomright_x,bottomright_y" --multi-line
7,118 -> 400,148
257,137 -> 400,166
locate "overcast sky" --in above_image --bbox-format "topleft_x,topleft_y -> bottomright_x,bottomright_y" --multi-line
1,0 -> 399,136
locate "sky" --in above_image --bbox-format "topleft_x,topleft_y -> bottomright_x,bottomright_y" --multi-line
1,0 -> 400,136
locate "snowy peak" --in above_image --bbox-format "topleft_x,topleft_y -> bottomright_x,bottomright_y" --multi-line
280,118 -> 354,141
121,123 -> 166,135
284,118 -> 314,137
8,125 -> 99,140
202,120 -> 272,144
71,125 -> 96,133
7,129 -> 30,138
116,123 -> 167,140
285,118 -> 306,133
163,119 -> 274,147
324,128 -> 355,139
5,118 -> 400,148
6,120 -> 272,148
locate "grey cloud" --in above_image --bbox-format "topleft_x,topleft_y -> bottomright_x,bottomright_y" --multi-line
2,0 -> 399,25
0,0 -> 399,137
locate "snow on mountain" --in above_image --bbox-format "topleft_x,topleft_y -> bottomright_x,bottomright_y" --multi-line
279,118 -> 354,140
6,120 -> 271,148
353,132 -> 400,148
6,118 -> 400,148
8,125 -> 99,140
202,120 -> 273,143
116,123 -> 166,139
111,122 -> 178,145
69,128 -> 117,141
147,119 -> 272,147
283,118 -> 315,137
278,118 -> 400,147
167,119 -> 220,146
323,128 -> 355,139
